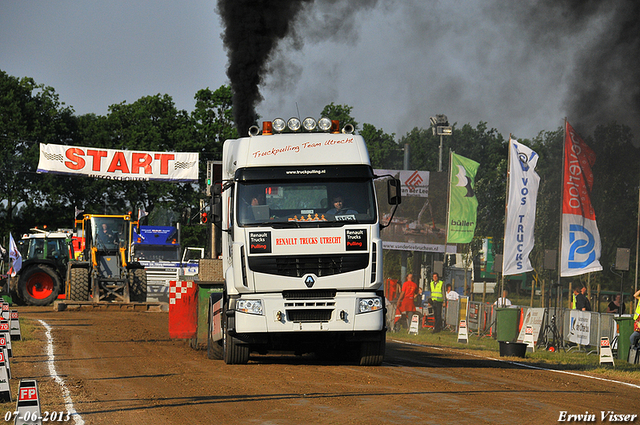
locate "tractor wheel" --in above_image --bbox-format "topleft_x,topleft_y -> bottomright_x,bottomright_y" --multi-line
68,267 -> 90,301
18,265 -> 61,306
128,268 -> 147,302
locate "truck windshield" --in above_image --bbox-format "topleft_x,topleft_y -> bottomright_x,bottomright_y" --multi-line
237,180 -> 376,226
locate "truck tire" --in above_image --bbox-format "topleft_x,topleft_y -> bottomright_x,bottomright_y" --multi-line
223,310 -> 249,364
128,269 -> 147,302
18,265 -> 61,306
68,267 -> 90,301
207,307 -> 223,360
358,331 -> 386,366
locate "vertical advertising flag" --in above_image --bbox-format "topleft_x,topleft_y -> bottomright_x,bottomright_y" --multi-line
8,233 -> 22,277
447,153 -> 479,244
503,139 -> 540,275
560,121 -> 602,277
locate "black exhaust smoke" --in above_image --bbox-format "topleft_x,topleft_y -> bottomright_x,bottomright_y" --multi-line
217,0 -> 313,136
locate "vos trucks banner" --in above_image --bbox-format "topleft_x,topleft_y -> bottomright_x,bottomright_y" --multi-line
560,121 -> 602,277
37,143 -> 199,182
503,139 -> 539,276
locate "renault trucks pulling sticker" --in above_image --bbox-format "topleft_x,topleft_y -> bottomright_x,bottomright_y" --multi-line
346,229 -> 367,251
249,232 -> 271,254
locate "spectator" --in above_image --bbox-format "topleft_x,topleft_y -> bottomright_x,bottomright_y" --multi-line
445,283 -> 459,305
494,289 -> 512,308
631,290 -> 640,348
395,274 -> 420,329
429,273 -> 444,333
605,294 -> 626,315
576,285 -> 590,311
581,285 -> 592,311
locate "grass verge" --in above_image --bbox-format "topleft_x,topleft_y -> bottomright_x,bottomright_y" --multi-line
388,327 -> 640,385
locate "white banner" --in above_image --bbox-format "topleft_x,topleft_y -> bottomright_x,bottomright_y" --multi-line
560,215 -> 603,277
503,139 -> 539,275
37,143 -> 199,182
516,307 -> 545,344
567,310 -> 591,345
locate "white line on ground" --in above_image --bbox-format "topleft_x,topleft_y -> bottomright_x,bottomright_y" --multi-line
390,339 -> 640,390
39,320 -> 85,425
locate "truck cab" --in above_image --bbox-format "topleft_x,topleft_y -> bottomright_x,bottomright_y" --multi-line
209,117 -> 400,365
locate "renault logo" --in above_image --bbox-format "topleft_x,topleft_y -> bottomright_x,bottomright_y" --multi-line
303,275 -> 316,288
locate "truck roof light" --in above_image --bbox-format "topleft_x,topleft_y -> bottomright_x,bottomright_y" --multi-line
330,120 -> 340,134
318,117 -> 332,132
273,118 -> 286,133
262,121 -> 273,135
342,123 -> 355,134
248,125 -> 260,137
287,117 -> 301,132
302,117 -> 317,131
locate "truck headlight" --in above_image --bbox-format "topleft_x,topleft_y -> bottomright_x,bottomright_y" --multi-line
358,297 -> 382,314
237,299 -> 264,315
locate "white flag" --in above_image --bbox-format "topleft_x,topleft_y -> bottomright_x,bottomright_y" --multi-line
503,139 -> 539,275
8,233 -> 22,277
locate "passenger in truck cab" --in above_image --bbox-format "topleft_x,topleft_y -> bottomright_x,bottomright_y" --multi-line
326,195 -> 357,215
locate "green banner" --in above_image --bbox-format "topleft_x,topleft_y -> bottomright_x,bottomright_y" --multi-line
447,153 -> 479,243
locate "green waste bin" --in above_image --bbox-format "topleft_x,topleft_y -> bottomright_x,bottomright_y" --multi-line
496,308 -> 520,342
189,283 -> 224,349
614,316 -> 634,360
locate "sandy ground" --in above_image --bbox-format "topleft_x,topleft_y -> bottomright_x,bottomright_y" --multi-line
1,306 -> 639,425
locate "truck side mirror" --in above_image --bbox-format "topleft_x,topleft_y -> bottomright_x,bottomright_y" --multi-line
387,178 -> 402,205
212,196 -> 222,224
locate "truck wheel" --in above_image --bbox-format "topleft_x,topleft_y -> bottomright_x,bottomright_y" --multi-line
207,305 -> 223,360
18,265 -> 61,306
68,267 -> 90,301
223,311 -> 249,364
358,331 -> 386,366
129,269 -> 147,302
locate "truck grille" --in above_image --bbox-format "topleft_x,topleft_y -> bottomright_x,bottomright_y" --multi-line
248,254 -> 368,277
287,309 -> 333,322
283,290 -> 336,299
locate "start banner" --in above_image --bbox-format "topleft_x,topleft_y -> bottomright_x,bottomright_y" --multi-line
37,143 -> 199,182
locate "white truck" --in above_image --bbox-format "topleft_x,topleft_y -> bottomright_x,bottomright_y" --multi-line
207,117 -> 401,365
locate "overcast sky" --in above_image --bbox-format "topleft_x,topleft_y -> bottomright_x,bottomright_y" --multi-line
1,1 -> 634,142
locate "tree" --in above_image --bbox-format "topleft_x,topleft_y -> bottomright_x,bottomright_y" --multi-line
359,123 -> 402,169
320,103 -> 358,132
0,71 -> 77,236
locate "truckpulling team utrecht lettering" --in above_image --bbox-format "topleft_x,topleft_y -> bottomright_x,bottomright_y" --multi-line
252,138 -> 354,159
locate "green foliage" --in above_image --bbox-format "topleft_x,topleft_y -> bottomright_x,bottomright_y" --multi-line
1,69 -> 639,291
320,102 -> 358,132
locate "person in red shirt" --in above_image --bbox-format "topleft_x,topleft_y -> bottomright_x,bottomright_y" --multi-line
395,274 -> 420,329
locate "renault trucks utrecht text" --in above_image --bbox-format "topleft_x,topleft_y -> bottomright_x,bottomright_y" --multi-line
207,117 -> 400,365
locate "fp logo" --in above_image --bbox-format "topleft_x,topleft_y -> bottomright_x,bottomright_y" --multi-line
568,224 -> 596,269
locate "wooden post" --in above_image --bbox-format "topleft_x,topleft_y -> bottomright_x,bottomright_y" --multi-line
597,283 -> 601,313
568,281 -> 573,309
482,281 -> 486,304
530,276 -> 534,307
541,279 -> 546,309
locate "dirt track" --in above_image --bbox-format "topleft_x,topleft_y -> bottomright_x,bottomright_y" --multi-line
4,307 -> 640,424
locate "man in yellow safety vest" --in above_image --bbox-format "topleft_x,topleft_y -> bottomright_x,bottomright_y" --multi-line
429,273 -> 444,333
631,289 -> 640,348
